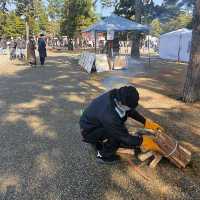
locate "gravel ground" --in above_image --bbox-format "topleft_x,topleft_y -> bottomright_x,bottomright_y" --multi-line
0,52 -> 199,200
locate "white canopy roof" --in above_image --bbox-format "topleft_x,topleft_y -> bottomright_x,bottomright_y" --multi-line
161,28 -> 192,37
82,14 -> 149,33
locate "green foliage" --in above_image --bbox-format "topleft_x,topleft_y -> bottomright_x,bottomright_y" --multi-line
162,12 -> 192,33
101,0 -> 155,23
47,0 -> 64,36
60,0 -> 96,38
0,11 -> 7,36
46,21 -> 60,36
34,0 -> 49,32
47,0 -> 64,20
14,0 -> 50,35
15,0 -> 34,17
150,18 -> 162,37
3,12 -> 25,38
114,0 -> 135,19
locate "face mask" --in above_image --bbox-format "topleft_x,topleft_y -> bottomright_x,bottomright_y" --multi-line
114,98 -> 131,118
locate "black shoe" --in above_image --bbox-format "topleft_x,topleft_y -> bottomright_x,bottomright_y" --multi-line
96,151 -> 120,164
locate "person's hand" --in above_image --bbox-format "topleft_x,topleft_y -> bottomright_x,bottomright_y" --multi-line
140,135 -> 161,153
144,119 -> 164,132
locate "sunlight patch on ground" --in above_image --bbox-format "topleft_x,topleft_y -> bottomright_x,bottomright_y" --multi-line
138,88 -> 180,114
127,167 -> 183,199
0,174 -> 21,193
111,169 -> 129,190
25,116 -> 57,139
0,55 -> 28,76
3,113 -> 22,123
54,75 -> 69,80
47,192 -> 62,200
35,152 -> 58,177
11,99 -> 46,110
62,93 -> 86,104
42,85 -> 54,90
105,190 -> 124,200
181,142 -> 200,153
28,148 -> 63,192
3,99 -> 48,123
176,120 -> 200,138
85,79 -> 106,90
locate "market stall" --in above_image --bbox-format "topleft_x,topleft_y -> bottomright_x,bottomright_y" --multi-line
80,14 -> 149,73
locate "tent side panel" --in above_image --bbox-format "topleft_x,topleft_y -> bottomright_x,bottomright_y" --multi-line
179,32 -> 192,62
159,34 -> 180,61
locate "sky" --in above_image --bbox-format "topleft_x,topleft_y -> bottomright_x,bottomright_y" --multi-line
7,0 -> 164,17
96,0 -> 164,16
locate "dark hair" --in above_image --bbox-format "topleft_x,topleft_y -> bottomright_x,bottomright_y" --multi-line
117,86 -> 139,109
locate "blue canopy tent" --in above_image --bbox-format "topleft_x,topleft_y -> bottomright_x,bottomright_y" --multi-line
82,14 -> 151,67
82,14 -> 149,33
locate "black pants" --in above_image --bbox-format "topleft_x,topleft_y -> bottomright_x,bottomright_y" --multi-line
82,127 -> 141,158
40,56 -> 45,65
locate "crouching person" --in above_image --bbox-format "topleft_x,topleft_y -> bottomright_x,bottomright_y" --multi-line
79,86 -> 163,164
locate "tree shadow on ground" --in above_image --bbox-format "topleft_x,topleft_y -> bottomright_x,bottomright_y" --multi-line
0,53 -> 199,200
0,53 -> 156,200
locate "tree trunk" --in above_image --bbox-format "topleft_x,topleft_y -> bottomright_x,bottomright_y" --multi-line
131,0 -> 142,58
131,33 -> 141,58
182,0 -> 200,102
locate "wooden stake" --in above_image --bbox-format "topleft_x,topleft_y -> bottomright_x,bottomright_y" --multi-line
138,151 -> 153,162
149,153 -> 163,168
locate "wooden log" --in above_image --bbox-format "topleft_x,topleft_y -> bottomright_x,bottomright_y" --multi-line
137,129 -> 192,168
154,131 -> 191,168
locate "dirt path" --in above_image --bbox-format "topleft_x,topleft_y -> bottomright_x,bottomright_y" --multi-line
0,52 -> 199,200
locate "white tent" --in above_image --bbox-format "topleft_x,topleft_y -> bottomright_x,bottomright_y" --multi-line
159,28 -> 192,62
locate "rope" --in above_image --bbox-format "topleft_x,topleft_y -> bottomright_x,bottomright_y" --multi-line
165,141 -> 178,157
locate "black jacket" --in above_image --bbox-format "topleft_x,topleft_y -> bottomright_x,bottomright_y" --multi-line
79,89 -> 145,146
38,38 -> 47,57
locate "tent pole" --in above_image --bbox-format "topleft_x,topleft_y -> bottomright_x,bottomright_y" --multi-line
148,34 -> 151,67
126,32 -> 128,55
95,31 -> 97,53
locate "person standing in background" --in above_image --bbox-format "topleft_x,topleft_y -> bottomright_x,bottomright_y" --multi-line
2,38 -> 8,55
0,38 -> 3,55
9,37 -> 17,60
103,40 -> 113,71
16,37 -> 22,60
21,38 -> 26,59
38,34 -> 47,66
112,35 -> 120,66
27,36 -> 36,66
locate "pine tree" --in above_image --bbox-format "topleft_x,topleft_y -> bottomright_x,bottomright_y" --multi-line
60,0 -> 96,49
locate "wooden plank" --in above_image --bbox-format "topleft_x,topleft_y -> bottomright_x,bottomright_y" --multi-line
117,148 -> 135,156
149,154 -> 163,168
138,151 -> 154,162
